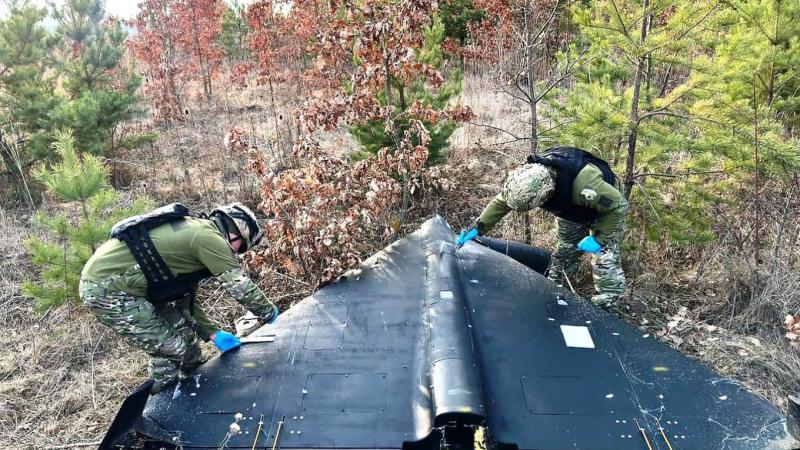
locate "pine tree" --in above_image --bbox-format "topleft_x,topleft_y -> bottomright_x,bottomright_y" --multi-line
349,16 -> 463,165
544,0 -> 722,244
439,0 -> 485,47
687,0 -> 800,177
22,131 -> 151,311
218,1 -> 251,66
0,4 -> 58,206
545,0 -> 800,245
48,0 -> 145,157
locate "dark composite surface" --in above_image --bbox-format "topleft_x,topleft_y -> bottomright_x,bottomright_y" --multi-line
111,217 -> 795,449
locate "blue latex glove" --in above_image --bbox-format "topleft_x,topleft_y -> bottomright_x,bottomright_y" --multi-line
577,235 -> 602,254
456,228 -> 479,248
212,331 -> 241,352
266,307 -> 280,324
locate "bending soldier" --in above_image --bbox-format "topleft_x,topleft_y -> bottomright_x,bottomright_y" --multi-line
79,203 -> 279,393
458,147 -> 628,307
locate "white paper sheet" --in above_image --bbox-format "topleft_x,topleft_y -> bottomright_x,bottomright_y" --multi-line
560,325 -> 595,349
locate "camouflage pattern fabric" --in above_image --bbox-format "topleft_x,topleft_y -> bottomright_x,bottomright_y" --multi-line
502,164 -> 555,211
547,214 -> 626,307
79,277 -> 204,393
216,267 -> 278,322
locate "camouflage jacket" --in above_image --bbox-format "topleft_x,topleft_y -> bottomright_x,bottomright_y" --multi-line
82,217 -> 277,337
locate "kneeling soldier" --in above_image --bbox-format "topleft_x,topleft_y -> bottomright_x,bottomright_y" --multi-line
458,147 -> 628,307
79,203 -> 278,393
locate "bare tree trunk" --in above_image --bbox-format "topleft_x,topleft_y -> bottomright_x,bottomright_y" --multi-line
189,6 -> 212,101
623,0 -> 650,199
267,77 -> 288,167
524,0 -> 538,154
752,76 -> 761,267
384,56 -> 409,230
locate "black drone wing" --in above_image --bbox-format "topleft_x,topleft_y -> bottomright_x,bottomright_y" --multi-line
101,217 -> 797,450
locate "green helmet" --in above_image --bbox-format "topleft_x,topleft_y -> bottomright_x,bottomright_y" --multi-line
503,163 -> 555,211
210,203 -> 263,253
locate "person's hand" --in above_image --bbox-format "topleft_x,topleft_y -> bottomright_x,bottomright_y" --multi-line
577,235 -> 602,254
266,307 -> 279,324
456,228 -> 479,248
211,331 -> 241,352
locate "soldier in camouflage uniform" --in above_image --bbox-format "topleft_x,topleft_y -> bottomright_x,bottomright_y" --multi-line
457,147 -> 628,307
80,203 -> 278,393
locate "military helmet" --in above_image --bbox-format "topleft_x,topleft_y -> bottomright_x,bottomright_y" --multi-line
210,203 -> 263,253
503,163 -> 555,211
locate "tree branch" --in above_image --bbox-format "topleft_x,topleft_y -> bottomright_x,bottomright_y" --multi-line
467,122 -> 523,140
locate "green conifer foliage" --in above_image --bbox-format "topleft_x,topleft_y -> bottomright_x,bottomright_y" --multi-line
22,131 -> 151,311
349,16 -> 462,165
0,4 -> 58,205
439,0 -> 485,46
687,0 -> 800,178
47,0 -> 146,157
545,0 -> 731,244
218,1 -> 251,65
546,0 -> 800,245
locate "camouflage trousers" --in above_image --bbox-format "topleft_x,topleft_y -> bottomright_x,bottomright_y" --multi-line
547,217 -> 626,307
79,277 -> 204,392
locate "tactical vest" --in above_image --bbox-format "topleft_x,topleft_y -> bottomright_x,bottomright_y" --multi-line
527,147 -> 618,224
110,203 -> 213,307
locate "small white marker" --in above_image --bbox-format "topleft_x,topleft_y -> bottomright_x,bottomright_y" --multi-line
548,318 -> 555,321
719,395 -> 728,400
606,394 -> 614,399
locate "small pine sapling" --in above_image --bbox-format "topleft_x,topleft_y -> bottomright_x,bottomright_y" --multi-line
22,131 -> 151,311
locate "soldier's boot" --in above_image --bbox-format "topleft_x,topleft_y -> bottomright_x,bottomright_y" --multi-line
149,343 -> 203,393
547,219 -> 588,287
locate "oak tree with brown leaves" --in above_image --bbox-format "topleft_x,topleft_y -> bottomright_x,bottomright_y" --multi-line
129,0 -> 225,122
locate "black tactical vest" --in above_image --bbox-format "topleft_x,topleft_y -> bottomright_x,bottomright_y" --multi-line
110,203 -> 213,306
527,147 -> 618,224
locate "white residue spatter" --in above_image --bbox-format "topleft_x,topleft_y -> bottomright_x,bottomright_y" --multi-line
171,383 -> 182,400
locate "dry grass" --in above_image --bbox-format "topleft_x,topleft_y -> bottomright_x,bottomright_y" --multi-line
1,72 -> 798,448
